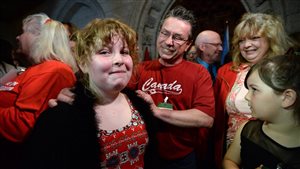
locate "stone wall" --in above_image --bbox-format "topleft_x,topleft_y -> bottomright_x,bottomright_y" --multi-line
1,0 -> 299,60
49,0 -> 175,60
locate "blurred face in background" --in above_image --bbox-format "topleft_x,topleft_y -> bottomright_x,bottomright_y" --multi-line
16,23 -> 36,56
63,23 -> 77,54
15,21 -> 38,66
202,36 -> 223,63
198,32 -> 223,64
186,46 -> 197,61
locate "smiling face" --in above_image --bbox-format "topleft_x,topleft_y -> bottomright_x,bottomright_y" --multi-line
88,35 -> 133,93
201,32 -> 223,64
245,70 -> 281,120
156,17 -> 192,65
239,35 -> 270,65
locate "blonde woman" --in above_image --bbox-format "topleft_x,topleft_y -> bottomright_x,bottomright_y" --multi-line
0,13 -> 77,142
212,13 -> 296,169
0,13 -> 77,169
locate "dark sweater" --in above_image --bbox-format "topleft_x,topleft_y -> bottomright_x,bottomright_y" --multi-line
22,82 -> 160,169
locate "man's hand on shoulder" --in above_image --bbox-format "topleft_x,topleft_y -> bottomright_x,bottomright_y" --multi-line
48,87 -> 75,107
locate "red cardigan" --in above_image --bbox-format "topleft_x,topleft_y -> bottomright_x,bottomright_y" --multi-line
212,62 -> 237,169
0,60 -> 76,142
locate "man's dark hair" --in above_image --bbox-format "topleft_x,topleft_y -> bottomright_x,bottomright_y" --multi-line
162,5 -> 196,40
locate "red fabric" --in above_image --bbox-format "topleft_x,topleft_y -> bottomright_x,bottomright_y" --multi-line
143,47 -> 151,61
99,100 -> 148,168
128,59 -> 214,160
212,62 -> 237,169
0,60 -> 76,142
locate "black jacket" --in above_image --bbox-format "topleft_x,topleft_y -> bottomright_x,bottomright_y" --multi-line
22,82 -> 160,169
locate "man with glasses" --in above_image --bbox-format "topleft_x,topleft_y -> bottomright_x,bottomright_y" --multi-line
49,5 -> 215,169
195,30 -> 223,82
128,6 -> 215,169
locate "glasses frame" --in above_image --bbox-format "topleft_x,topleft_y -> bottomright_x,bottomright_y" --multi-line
159,30 -> 189,46
204,42 -> 222,48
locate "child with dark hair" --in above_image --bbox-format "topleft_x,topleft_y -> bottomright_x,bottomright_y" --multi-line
223,53 -> 300,169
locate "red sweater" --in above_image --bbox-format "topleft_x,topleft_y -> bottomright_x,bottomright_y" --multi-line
0,60 -> 76,142
128,59 -> 215,160
212,62 -> 237,169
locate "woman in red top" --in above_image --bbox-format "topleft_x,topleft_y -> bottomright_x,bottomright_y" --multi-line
0,13 -> 77,142
0,13 -> 77,169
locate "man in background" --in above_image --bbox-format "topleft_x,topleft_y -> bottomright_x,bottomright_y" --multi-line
194,30 -> 223,82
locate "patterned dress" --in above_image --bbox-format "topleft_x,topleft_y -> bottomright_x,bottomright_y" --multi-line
225,64 -> 252,146
99,97 -> 148,169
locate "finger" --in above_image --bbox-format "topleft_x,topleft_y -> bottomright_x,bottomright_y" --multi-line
256,164 -> 264,169
61,88 -> 75,97
136,90 -> 147,99
57,93 -> 74,105
48,99 -> 58,107
136,90 -> 153,103
136,90 -> 144,97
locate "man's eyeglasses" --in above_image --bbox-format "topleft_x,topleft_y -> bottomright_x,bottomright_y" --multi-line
159,30 -> 189,45
204,42 -> 222,48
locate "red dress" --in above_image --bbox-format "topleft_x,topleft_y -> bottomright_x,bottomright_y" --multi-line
99,98 -> 148,168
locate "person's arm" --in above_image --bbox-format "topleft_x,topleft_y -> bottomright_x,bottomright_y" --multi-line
0,71 -> 75,142
0,68 -> 19,85
222,122 -> 246,169
136,90 -> 213,127
154,107 -> 213,127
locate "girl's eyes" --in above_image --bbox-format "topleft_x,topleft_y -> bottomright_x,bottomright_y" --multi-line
97,50 -> 110,55
96,48 -> 130,55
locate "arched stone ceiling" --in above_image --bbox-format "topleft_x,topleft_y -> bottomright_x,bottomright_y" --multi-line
1,0 -> 299,59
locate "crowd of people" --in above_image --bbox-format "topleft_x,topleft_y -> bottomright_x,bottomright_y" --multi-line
0,5 -> 299,169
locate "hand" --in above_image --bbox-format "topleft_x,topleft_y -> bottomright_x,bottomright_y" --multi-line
136,90 -> 158,112
136,90 -> 166,118
48,87 -> 75,107
48,99 -> 58,107
256,164 -> 267,169
136,90 -> 155,105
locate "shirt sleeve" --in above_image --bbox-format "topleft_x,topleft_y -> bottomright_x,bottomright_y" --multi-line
193,67 -> 215,118
0,71 -> 75,142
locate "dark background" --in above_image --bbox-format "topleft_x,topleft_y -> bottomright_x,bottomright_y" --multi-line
0,0 -> 245,46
